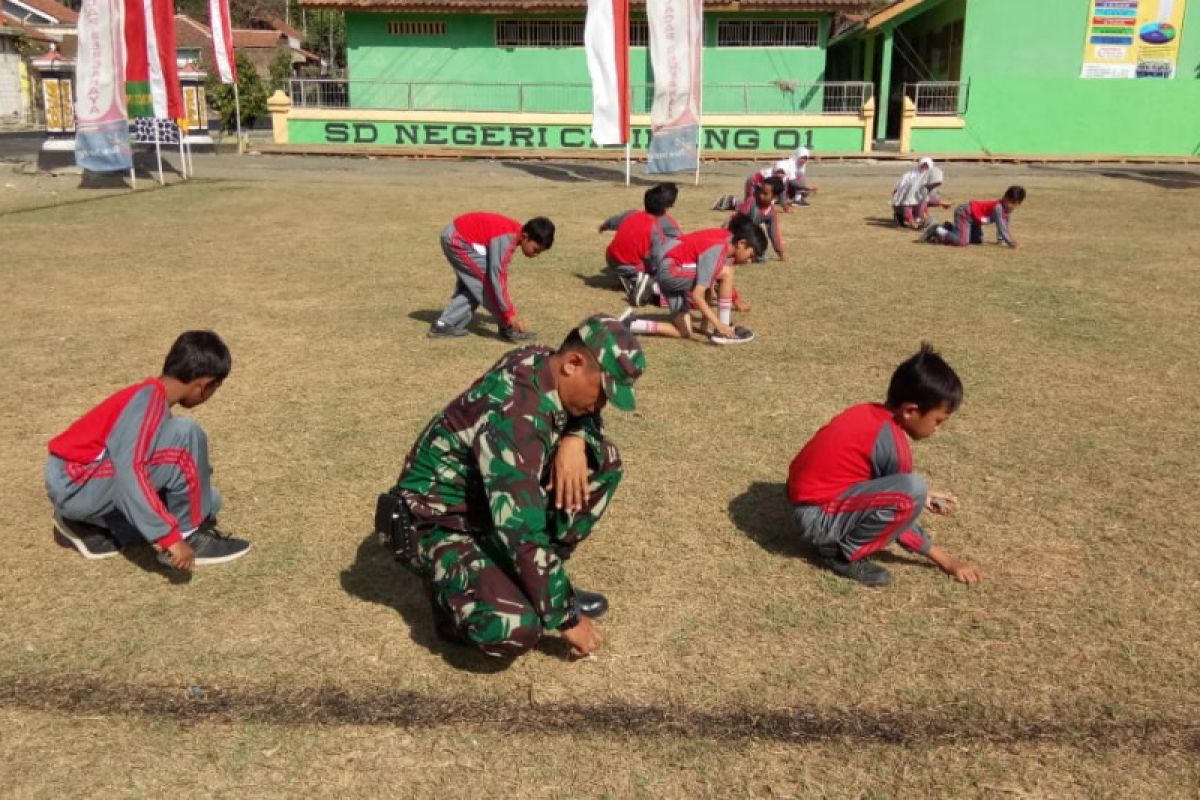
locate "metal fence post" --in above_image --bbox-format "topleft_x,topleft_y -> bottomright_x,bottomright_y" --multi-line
743,84 -> 750,114
518,84 -> 524,112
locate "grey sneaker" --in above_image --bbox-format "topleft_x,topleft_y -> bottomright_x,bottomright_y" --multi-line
822,553 -> 891,587
52,512 -> 120,560
157,520 -> 251,567
501,327 -> 538,343
710,325 -> 755,345
428,321 -> 468,338
630,273 -> 654,307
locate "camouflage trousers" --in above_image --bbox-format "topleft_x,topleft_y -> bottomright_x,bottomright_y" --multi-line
412,439 -> 622,658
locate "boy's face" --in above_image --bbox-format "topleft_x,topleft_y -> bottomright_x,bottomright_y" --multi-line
730,239 -> 757,265
558,351 -> 606,416
1002,199 -> 1022,213
180,378 -> 221,409
896,401 -> 953,440
756,186 -> 774,205
519,234 -> 547,258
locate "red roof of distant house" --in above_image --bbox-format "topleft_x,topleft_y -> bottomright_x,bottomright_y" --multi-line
301,0 -> 867,9
4,17 -> 55,41
263,16 -> 305,40
10,0 -> 77,23
232,29 -> 287,48
174,14 -> 213,48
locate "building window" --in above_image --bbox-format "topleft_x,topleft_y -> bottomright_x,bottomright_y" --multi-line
388,21 -> 445,35
630,20 -> 648,47
495,19 -> 584,47
716,19 -> 819,48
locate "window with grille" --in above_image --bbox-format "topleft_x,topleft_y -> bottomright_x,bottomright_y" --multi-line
388,21 -> 445,35
716,19 -> 819,47
496,19 -> 585,47
630,20 -> 648,46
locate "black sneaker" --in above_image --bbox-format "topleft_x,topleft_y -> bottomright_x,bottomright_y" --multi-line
822,553 -> 891,587
575,589 -> 609,619
428,321 -> 469,338
710,326 -> 755,345
52,512 -> 120,560
630,273 -> 654,307
157,519 -> 251,567
501,327 -> 538,343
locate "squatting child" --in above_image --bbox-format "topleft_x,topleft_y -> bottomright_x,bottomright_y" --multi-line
786,344 -> 983,587
428,212 -> 555,341
46,330 -> 251,570
732,175 -> 787,262
926,186 -> 1025,248
598,182 -> 682,306
623,215 -> 766,345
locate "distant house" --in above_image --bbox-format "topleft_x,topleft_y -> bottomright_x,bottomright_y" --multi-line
175,13 -> 320,81
1,0 -> 76,42
1,18 -> 52,121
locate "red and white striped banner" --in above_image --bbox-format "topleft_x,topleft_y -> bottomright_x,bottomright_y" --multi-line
125,0 -> 184,119
585,0 -> 630,145
75,0 -> 132,170
208,0 -> 237,84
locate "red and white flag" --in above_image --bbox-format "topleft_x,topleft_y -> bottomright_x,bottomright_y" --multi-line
646,0 -> 702,173
585,0 -> 630,146
208,0 -> 237,84
124,0 -> 184,119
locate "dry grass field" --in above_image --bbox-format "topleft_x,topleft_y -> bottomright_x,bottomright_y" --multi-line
2,155 -> 1199,798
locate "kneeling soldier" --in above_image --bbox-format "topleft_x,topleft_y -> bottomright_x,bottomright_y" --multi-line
377,315 -> 645,660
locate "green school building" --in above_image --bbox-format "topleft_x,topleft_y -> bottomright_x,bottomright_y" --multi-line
278,0 -> 1200,158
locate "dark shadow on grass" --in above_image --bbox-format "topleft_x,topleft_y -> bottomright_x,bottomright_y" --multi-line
339,533 -> 513,674
51,522 -> 192,584
863,216 -> 904,228
406,309 -> 507,342
499,161 -> 655,186
1029,164 -> 1200,190
3,672 -> 1196,752
575,271 -> 624,291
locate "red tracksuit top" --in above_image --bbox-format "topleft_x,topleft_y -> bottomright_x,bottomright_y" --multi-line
605,211 -> 681,269
787,403 -> 913,505
662,229 -> 731,288
967,198 -> 1003,224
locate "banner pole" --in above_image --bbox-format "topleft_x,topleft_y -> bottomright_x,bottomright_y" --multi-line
177,122 -> 187,179
154,123 -> 164,185
625,142 -> 631,186
233,80 -> 244,155
693,23 -> 703,186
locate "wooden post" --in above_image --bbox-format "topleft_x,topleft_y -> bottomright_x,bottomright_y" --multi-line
860,96 -> 875,154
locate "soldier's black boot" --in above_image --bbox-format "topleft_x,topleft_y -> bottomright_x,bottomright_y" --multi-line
575,589 -> 609,619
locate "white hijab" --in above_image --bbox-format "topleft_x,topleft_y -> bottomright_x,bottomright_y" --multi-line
892,157 -> 933,206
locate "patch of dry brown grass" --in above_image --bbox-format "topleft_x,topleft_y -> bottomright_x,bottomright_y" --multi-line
2,158 -> 1199,797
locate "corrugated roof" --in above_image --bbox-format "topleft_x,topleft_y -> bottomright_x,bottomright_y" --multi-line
1,18 -> 55,41
8,0 -> 78,23
174,14 -> 213,48
300,0 -> 869,12
263,15 -> 305,40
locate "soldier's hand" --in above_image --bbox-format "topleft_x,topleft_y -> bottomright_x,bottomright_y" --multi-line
549,435 -> 589,512
561,616 -> 602,659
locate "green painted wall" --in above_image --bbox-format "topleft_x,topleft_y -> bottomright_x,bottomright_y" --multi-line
942,0 -> 1200,155
288,117 -> 866,152
345,11 -> 832,113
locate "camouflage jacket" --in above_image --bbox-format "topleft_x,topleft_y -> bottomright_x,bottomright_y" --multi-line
394,345 -> 605,628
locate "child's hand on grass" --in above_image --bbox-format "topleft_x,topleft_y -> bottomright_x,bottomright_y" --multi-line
165,540 -> 195,571
946,560 -> 983,584
926,491 -> 958,515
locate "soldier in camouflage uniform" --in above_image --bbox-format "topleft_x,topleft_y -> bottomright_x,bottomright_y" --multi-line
380,315 -> 645,659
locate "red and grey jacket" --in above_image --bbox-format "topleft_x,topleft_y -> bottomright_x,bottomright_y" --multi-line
48,378 -> 185,547
661,228 -> 731,289
601,210 -> 682,272
967,198 -> 1016,246
732,196 -> 783,257
449,212 -> 524,324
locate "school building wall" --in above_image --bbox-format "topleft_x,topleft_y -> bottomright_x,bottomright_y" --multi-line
281,9 -> 882,153
911,0 -> 1200,156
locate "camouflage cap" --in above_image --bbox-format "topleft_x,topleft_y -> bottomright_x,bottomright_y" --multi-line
575,314 -> 646,412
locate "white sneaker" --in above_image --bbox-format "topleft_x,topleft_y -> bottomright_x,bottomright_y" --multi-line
710,326 -> 755,345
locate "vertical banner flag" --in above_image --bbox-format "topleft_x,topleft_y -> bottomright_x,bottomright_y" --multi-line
75,0 -> 132,171
208,0 -> 238,84
585,0 -> 630,145
645,0 -> 702,174
126,0 -> 185,118
1081,0 -> 1189,78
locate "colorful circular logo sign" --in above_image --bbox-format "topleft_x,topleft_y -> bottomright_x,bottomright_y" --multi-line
1138,22 -> 1177,45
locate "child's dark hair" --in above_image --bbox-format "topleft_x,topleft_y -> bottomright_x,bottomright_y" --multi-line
522,217 -> 556,249
759,176 -> 785,199
162,330 -> 231,383
728,213 -> 768,257
886,343 -> 962,413
643,183 -> 678,216
1003,186 -> 1027,204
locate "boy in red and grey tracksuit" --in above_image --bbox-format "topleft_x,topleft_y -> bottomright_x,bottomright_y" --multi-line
599,183 -> 682,305
45,331 -> 250,570
930,185 -> 1025,248
732,176 -> 786,262
787,344 -> 982,587
429,213 -> 555,342
623,216 -> 765,345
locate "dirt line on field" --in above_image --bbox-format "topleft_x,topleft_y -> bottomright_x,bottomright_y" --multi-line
2,676 -> 1196,752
